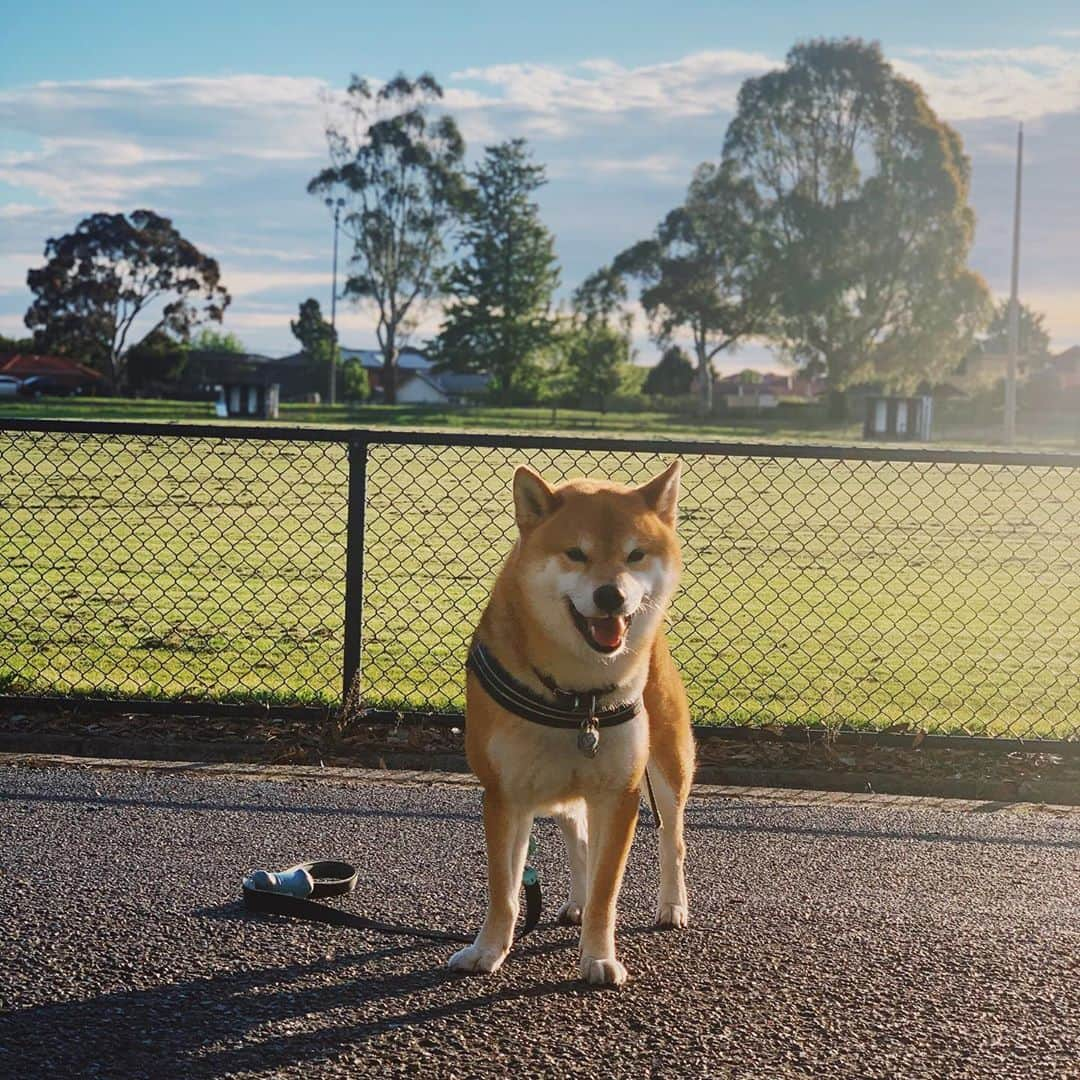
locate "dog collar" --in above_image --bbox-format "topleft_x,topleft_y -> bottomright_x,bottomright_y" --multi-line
467,642 -> 641,758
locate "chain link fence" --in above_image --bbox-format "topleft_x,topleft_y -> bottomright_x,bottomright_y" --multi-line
2,420 -> 1078,747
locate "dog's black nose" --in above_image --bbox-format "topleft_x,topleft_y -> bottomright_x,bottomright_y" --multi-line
593,584 -> 625,614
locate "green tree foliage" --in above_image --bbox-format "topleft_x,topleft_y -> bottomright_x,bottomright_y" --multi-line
643,345 -> 695,397
124,328 -> 188,394
0,333 -> 36,354
342,357 -> 372,402
432,139 -> 560,404
290,298 -> 339,400
615,162 -> 771,412
723,38 -> 992,417
308,73 -> 466,404
979,300 -> 1052,372
24,210 -> 229,391
563,269 -> 633,413
189,328 -> 246,353
563,323 -> 628,412
617,361 -> 648,400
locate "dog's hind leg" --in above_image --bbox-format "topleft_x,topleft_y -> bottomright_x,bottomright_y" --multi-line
642,637 -> 694,929
448,794 -> 533,975
647,759 -> 690,929
552,803 -> 588,926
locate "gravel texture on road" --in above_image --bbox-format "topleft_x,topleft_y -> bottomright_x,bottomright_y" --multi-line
1,764 -> 1078,1079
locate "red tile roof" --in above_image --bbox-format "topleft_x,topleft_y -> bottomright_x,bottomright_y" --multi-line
0,354 -> 103,381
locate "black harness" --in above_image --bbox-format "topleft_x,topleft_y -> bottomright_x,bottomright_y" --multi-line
467,641 -> 641,758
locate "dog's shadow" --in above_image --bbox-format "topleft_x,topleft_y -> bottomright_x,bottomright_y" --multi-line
4,903 -> 641,1078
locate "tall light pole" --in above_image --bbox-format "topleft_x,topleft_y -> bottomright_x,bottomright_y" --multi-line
325,196 -> 345,407
1004,123 -> 1023,446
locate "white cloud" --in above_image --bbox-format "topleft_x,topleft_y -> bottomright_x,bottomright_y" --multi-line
0,74 -> 329,215
1015,288 -> 1080,351
895,45 -> 1080,121
210,244 -> 325,262
0,160 -> 205,213
0,73 -> 328,114
224,269 -> 330,297
451,50 -> 774,134
1,44 -> 1079,356
0,254 -> 40,293
0,203 -> 41,220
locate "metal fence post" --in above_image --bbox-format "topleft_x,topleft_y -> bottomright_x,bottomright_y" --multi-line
342,436 -> 368,706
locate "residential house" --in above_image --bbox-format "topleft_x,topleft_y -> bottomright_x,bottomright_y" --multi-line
1044,346 -> 1080,391
127,348 -> 305,404
340,348 -> 491,404
0,353 -> 104,393
710,368 -> 825,410
940,350 -> 1011,397
1026,345 -> 1080,409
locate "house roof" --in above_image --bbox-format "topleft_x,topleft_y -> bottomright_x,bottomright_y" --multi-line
437,372 -> 490,393
0,354 -> 103,381
1051,346 -> 1080,371
183,349 -> 293,384
339,348 -> 432,371
712,369 -> 823,397
398,370 -> 450,398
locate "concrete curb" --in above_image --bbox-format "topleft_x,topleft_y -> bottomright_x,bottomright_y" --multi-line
3,750 -> 1078,816
1,731 -> 1076,806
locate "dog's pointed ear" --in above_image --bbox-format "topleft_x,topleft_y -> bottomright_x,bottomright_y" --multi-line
638,460 -> 681,527
513,465 -> 559,532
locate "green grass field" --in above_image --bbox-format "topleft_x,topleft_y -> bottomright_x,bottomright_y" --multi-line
0,394 -> 862,442
3,393 -> 1078,449
1,416 -> 1078,739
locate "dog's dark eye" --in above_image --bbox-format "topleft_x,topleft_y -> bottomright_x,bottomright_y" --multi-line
627,548 -> 646,563
566,547 -> 588,563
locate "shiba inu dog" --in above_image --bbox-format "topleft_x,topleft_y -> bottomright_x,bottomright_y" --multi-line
448,461 -> 694,986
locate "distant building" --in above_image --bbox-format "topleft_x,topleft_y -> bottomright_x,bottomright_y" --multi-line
863,394 -> 934,441
0,353 -> 104,393
338,347 -> 491,404
940,350 -> 1011,396
709,368 -> 824,410
184,350 -> 285,418
127,347 -> 307,404
1025,345 -> 1080,409
1041,346 -> 1080,392
128,341 -> 493,406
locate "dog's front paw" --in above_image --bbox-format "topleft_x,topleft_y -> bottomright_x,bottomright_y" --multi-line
555,900 -> 583,926
654,903 -> 690,929
580,955 -> 628,987
448,942 -> 507,975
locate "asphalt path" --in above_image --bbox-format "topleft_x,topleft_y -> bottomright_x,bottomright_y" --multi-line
1,763 -> 1077,1079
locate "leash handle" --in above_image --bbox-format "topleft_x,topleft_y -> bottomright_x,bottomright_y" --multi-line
242,859 -> 542,943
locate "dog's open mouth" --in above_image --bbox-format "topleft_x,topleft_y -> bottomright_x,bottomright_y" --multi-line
568,601 -> 632,654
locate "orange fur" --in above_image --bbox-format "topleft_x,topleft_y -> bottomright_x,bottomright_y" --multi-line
448,463 -> 695,986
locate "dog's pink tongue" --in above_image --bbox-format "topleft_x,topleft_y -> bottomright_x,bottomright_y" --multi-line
589,615 -> 627,649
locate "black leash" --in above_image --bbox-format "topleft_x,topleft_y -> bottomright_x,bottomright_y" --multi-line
242,859 -> 542,944
243,640 -> 657,942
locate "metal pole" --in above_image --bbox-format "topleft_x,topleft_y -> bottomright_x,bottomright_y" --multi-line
1004,123 -> 1023,446
341,436 -> 367,705
328,200 -> 341,407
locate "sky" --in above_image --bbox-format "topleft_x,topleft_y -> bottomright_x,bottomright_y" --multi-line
2,1 -> 1079,371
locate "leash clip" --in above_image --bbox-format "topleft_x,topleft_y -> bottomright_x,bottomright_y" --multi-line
577,694 -> 600,757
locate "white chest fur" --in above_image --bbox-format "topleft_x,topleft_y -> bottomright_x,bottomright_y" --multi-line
485,708 -> 650,814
